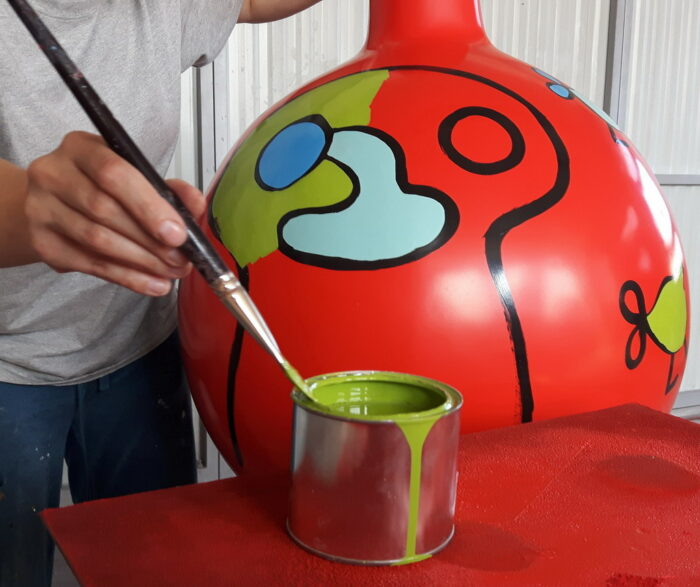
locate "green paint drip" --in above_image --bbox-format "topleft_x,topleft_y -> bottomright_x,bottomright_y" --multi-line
396,417 -> 440,564
281,360 -> 312,398
294,372 -> 461,565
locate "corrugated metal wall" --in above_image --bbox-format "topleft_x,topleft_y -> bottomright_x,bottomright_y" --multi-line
623,0 -> 699,392
482,0 -> 610,104
625,0 -> 700,174
168,0 -> 698,395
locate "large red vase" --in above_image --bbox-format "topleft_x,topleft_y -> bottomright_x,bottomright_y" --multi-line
178,0 -> 690,475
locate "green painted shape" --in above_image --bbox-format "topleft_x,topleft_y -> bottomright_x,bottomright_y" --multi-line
647,269 -> 687,353
211,70 -> 390,267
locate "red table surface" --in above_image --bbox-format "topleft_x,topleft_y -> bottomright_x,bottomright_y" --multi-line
42,404 -> 700,586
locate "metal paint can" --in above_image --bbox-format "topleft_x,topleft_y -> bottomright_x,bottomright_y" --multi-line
287,371 -> 462,565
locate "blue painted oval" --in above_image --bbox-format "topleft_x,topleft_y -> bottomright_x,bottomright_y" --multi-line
257,121 -> 328,190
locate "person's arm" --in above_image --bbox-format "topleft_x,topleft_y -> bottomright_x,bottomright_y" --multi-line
0,158 -> 37,267
0,131 -> 206,296
237,0 -> 322,23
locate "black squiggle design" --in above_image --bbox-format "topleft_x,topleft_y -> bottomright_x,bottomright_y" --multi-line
619,280 -> 650,369
620,277 -> 683,395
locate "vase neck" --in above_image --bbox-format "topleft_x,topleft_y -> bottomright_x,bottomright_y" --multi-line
366,0 -> 487,49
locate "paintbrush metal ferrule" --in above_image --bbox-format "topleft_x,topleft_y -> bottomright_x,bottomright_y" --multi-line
212,273 -> 285,365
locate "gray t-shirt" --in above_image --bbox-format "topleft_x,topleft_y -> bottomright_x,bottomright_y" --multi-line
0,0 -> 242,385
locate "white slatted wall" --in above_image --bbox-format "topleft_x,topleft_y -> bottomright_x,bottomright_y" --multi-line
482,0 -> 610,104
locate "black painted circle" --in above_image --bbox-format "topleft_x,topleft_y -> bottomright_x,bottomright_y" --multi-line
439,106 -> 525,175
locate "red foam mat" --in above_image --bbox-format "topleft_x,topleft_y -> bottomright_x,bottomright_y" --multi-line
42,404 -> 700,585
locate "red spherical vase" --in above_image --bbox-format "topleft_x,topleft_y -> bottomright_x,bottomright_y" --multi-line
178,0 -> 690,475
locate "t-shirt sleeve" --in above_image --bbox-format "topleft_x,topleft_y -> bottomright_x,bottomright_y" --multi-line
180,0 -> 243,71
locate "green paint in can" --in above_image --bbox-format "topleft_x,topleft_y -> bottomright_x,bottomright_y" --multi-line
292,371 -> 462,565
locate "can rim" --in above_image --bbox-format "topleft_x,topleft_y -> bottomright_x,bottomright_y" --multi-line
286,518 -> 455,566
291,370 -> 463,423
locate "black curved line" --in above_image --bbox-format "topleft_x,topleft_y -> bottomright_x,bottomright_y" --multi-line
667,336 -> 689,394
208,207 -> 223,243
386,65 -> 571,424
665,352 -> 678,394
619,279 -> 649,369
277,124 -> 460,270
624,326 -> 647,370
619,280 -> 647,324
254,114 -> 334,191
620,276 -> 678,358
225,264 -> 248,469
438,106 -> 525,175
608,124 -> 629,147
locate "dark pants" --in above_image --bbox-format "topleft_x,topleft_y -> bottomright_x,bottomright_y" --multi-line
0,332 -> 197,587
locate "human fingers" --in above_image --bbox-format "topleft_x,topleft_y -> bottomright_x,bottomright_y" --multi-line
29,223 -> 178,296
61,131 -> 190,248
26,188 -> 192,285
26,147 -> 190,274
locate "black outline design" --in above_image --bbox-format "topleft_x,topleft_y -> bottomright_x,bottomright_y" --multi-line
254,114 -> 334,191
226,263 -> 249,469
438,106 -> 526,175
276,125 -> 460,270
546,82 -> 575,100
666,338 -> 689,395
619,276 -> 687,394
217,64 -> 571,465
620,279 -> 651,369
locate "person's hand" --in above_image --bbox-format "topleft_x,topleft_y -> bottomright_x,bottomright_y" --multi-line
24,131 -> 206,296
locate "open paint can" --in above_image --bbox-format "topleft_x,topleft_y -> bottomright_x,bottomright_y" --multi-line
287,371 -> 462,565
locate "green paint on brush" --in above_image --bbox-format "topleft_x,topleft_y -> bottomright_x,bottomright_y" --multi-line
281,360 -> 312,397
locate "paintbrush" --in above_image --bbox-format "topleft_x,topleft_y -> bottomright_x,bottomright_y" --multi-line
7,0 -> 311,397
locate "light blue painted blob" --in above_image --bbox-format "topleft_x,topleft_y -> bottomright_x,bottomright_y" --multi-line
258,121 -> 328,189
535,66 -> 620,129
550,84 -> 572,98
281,130 -> 446,262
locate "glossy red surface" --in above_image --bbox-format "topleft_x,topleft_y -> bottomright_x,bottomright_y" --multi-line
42,405 -> 700,585
178,0 -> 690,474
